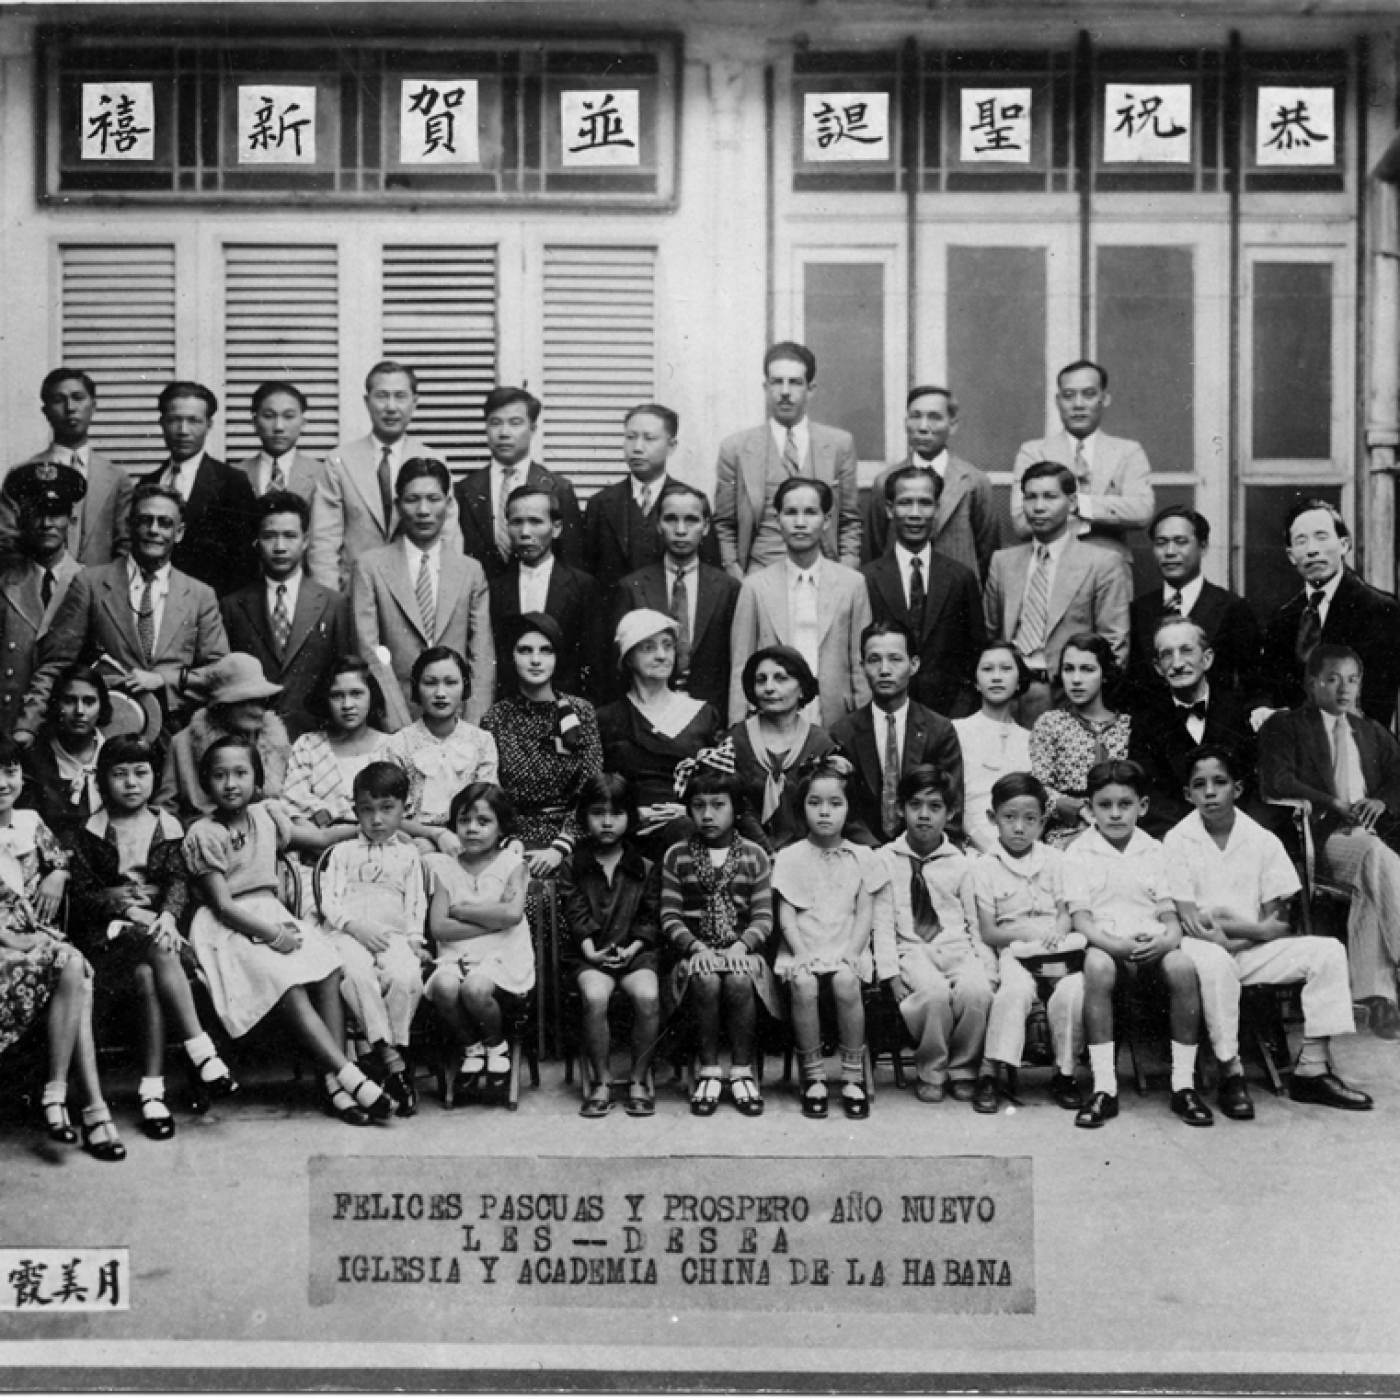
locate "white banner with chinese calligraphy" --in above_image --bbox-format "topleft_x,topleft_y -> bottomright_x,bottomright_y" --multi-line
1256,86 -> 1336,166
237,85 -> 317,164
959,89 -> 1031,164
560,90 -> 640,167
400,79 -> 480,165
1103,83 -> 1192,164
802,92 -> 891,163
1,1248 -> 130,1311
80,83 -> 155,161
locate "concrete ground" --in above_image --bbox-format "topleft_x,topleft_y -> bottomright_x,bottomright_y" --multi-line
1,1024 -> 1398,1390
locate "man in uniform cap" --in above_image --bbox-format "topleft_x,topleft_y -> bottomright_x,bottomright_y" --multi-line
0,461 -> 87,733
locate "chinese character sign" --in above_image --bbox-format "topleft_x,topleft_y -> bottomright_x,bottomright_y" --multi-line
238,85 -> 316,164
959,89 -> 1032,164
1256,86 -> 1336,167
80,83 -> 155,161
802,92 -> 891,163
400,79 -> 480,165
1103,83 -> 1192,164
560,90 -> 640,167
1,1249 -> 129,1311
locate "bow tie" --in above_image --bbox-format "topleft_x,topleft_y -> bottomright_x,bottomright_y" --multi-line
1175,700 -> 1208,721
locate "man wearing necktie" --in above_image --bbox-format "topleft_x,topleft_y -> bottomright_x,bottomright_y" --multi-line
1257,499 -> 1400,727
713,341 -> 860,578
1010,359 -> 1154,573
231,380 -> 328,507
0,461 -> 87,734
1260,643 -> 1400,1046
134,381 -> 258,598
307,360 -> 464,592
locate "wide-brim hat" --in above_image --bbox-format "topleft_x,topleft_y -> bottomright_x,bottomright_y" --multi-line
102,689 -> 163,743
201,652 -> 284,706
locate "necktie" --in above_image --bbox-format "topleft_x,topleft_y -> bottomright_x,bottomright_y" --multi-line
792,571 -> 820,674
136,572 -> 156,662
415,551 -> 435,638
782,428 -> 802,477
907,854 -> 941,943
1296,588 -> 1326,664
1073,440 -> 1090,487
1165,589 -> 1183,616
269,458 -> 287,494
881,712 -> 900,836
495,467 -> 518,561
40,569 -> 54,609
377,445 -> 394,532
1015,545 -> 1051,656
908,554 -> 926,630
638,483 -> 653,515
1332,714 -> 1363,808
271,582 -> 291,654
670,566 -> 692,686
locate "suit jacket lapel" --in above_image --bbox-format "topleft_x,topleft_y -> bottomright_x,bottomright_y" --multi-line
903,709 -> 928,774
1003,548 -> 1032,637
815,559 -> 838,643
690,566 -> 718,641
350,439 -> 390,534
281,583 -> 323,666
745,433 -> 774,516
1046,541 -> 1086,632
153,572 -> 189,656
97,567 -> 143,658
385,547 -> 428,642
463,467 -> 496,549
1,567 -> 43,634
935,460 -> 970,534
872,557 -> 908,628
436,552 -> 468,641
851,708 -> 881,798
235,588 -> 278,666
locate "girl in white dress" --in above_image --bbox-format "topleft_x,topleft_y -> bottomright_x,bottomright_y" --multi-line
953,641 -> 1033,853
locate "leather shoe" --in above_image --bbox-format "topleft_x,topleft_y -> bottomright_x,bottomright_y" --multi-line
384,1070 -> 417,1118
1289,1071 -> 1374,1111
1049,1073 -> 1082,1110
914,1081 -> 944,1103
947,1079 -> 975,1102
1216,1073 -> 1255,1121
971,1074 -> 999,1114
1170,1087 -> 1214,1126
1074,1091 -> 1118,1128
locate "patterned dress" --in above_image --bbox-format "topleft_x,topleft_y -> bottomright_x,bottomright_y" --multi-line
282,729 -> 390,829
383,720 -> 499,827
1029,707 -> 1132,846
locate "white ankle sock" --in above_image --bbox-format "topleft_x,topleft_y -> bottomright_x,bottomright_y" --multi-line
1088,1042 -> 1117,1096
1170,1041 -> 1197,1093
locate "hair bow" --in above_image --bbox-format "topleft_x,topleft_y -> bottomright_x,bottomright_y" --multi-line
672,736 -> 738,798
797,750 -> 854,782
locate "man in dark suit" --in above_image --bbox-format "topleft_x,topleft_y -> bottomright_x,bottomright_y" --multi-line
136,381 -> 258,597
1129,617 -> 1259,838
862,465 -> 985,719
489,485 -> 603,700
455,386 -> 584,582
1128,506 -> 1261,702
1258,499 -> 1400,727
221,491 -> 351,739
614,481 -> 738,711
830,620 -> 963,847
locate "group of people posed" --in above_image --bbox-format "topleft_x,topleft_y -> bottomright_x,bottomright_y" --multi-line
0,342 -> 1396,1160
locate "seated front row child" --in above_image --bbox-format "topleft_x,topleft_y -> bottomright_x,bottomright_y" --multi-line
68,736 -> 236,1141
661,748 -> 777,1118
559,772 -> 662,1119
773,753 -> 889,1121
1165,744 -> 1372,1113
425,782 -> 535,1103
880,764 -> 994,1106
317,761 -> 428,1118
1065,758 -> 1214,1130
183,735 -> 394,1126
970,772 -> 1085,1114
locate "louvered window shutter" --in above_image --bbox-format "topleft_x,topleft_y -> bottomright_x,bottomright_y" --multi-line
222,244 -> 341,463
59,244 -> 177,473
381,245 -> 499,474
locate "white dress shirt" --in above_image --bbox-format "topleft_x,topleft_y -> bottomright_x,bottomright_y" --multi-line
1163,574 -> 1206,616
1328,710 -> 1367,803
265,570 -> 303,623
894,542 -> 934,611
126,556 -> 172,644
770,417 -> 811,466
518,554 -> 555,614
1173,679 -> 1210,744
911,447 -> 949,480
491,459 -> 531,527
253,450 -> 298,496
1307,568 -> 1345,627
632,472 -> 668,511
164,451 -> 205,504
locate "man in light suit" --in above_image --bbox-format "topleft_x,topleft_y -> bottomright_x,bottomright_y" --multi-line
729,477 -> 871,730
136,381 -> 259,597
222,491 -> 351,739
454,385 -> 584,583
614,481 -> 739,711
862,466 -> 986,719
0,462 -> 87,734
351,459 -> 494,725
232,381 -> 327,504
2,368 -> 132,565
830,620 -> 964,847
862,386 -> 997,581
984,461 -> 1131,724
1011,359 -> 1154,569
713,341 -> 860,578
16,483 -> 229,741
308,360 -> 463,592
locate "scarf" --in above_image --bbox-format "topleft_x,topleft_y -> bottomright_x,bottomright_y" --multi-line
687,835 -> 742,948
745,715 -> 811,824
52,735 -> 103,810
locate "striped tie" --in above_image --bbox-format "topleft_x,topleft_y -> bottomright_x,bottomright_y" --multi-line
136,573 -> 157,663
1015,544 -> 1051,656
782,428 -> 802,477
415,551 -> 435,638
1073,439 -> 1090,488
271,582 -> 292,654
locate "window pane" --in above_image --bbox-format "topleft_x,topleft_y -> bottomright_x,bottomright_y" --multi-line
803,262 -> 885,461
1252,262 -> 1332,460
1243,483 -> 1342,616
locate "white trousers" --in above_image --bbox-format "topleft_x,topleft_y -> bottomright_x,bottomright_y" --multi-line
984,951 -> 1084,1076
1323,829 -> 1400,1005
328,930 -> 423,1048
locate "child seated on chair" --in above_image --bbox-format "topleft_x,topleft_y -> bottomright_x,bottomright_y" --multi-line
773,753 -> 891,1121
1065,758 -> 1213,1130
660,742 -> 777,1119
317,761 -> 427,1118
559,772 -> 662,1120
1165,743 -> 1372,1113
879,763 -> 994,1109
425,782 -> 534,1102
969,771 -> 1084,1115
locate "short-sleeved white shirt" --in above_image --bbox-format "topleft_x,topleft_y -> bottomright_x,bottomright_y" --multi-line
1161,808 -> 1300,924
1062,825 -> 1171,936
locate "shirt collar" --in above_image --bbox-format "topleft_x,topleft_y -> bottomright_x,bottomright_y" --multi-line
784,556 -> 819,586
1079,824 -> 1156,858
405,537 -> 442,565
987,841 -> 1050,875
874,698 -> 910,725
891,833 -> 953,861
1310,570 -> 1345,605
665,555 -> 695,579
633,472 -> 667,502
1164,575 -> 1205,613
1034,531 -> 1072,563
519,553 -> 554,577
894,541 -> 932,571
127,556 -> 171,586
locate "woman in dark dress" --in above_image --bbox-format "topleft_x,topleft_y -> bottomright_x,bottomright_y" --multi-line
595,609 -> 721,862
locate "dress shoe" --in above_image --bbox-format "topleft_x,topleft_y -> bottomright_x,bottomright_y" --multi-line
81,1115 -> 127,1162
1170,1087 -> 1214,1126
1049,1073 -> 1082,1111
42,1101 -> 78,1145
1074,1091 -> 1118,1128
1370,1000 -> 1400,1041
1216,1073 -> 1255,1121
915,1081 -> 945,1103
971,1075 -> 999,1114
384,1070 -> 417,1118
1289,1071 -> 1374,1111
841,1084 -> 870,1120
947,1079 -> 975,1102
